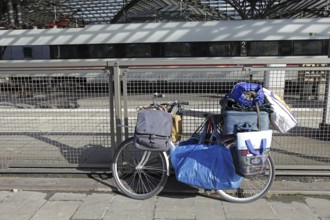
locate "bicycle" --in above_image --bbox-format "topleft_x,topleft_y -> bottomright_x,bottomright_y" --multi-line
112,93 -> 275,203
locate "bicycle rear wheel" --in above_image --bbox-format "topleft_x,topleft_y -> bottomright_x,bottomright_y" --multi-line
112,137 -> 168,200
217,155 -> 275,203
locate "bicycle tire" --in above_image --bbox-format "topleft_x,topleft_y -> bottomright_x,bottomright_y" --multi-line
112,137 -> 168,200
217,155 -> 275,203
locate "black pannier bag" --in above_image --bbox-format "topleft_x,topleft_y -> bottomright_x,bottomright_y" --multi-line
134,109 -> 173,151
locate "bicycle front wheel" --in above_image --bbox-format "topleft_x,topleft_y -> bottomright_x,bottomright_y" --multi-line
217,155 -> 275,203
112,137 -> 168,200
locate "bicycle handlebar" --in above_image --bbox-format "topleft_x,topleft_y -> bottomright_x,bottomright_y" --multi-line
150,93 -> 189,114
162,100 -> 189,106
153,93 -> 165,98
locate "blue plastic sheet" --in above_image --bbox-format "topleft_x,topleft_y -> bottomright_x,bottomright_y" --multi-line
170,142 -> 242,190
229,82 -> 264,107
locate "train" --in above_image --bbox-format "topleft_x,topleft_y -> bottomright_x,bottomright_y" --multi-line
1,18 -> 330,60
0,18 -> 330,95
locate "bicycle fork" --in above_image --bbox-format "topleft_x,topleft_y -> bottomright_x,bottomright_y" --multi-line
135,151 -> 170,176
135,151 -> 151,170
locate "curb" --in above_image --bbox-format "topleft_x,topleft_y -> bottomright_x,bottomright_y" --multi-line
0,176 -> 330,196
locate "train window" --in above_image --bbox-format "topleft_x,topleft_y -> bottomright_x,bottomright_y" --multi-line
50,45 -> 89,59
0,46 -> 5,60
151,43 -> 163,57
126,44 -> 152,57
23,47 -> 32,59
164,42 -> 191,57
76,45 -> 90,58
248,41 -> 279,56
189,42 -> 208,57
293,40 -> 323,55
50,45 -> 77,59
1,46 -> 17,60
324,40 -> 329,56
88,44 -> 114,58
279,41 -> 292,56
113,44 -> 126,58
61,45 -> 77,58
208,42 -> 239,56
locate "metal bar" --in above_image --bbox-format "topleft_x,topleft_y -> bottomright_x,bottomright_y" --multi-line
275,165 -> 330,170
107,67 -> 115,161
122,69 -> 129,140
1,167 -> 329,176
113,63 -> 122,147
16,1 -> 23,29
0,168 -> 111,174
7,0 -> 15,28
3,56 -> 330,69
322,71 -> 330,124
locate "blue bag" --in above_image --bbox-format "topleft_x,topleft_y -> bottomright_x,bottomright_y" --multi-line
229,82 -> 264,107
170,116 -> 242,190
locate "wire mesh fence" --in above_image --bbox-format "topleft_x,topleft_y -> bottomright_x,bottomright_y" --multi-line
0,64 -> 329,170
0,71 -> 113,168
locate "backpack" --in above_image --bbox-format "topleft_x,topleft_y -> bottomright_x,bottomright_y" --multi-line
134,109 -> 172,151
229,82 -> 264,107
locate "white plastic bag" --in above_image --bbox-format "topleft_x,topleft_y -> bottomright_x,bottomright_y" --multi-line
263,88 -> 298,133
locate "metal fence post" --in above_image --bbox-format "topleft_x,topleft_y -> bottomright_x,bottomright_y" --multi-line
122,69 -> 129,140
113,63 -> 123,148
106,67 -> 115,157
265,64 -> 286,98
320,69 -> 330,134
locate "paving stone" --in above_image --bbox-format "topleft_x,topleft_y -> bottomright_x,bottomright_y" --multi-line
0,191 -> 47,220
155,195 -> 225,220
30,201 -> 82,220
0,191 -> 11,201
270,200 -> 319,220
155,195 -> 196,220
305,197 -> 330,218
72,193 -> 114,220
103,195 -> 156,220
222,199 -> 277,220
49,192 -> 87,201
193,196 -> 226,220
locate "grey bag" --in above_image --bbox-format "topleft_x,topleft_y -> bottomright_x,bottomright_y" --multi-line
221,110 -> 270,135
134,109 -> 172,151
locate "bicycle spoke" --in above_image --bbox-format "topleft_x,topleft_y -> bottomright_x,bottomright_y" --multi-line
218,156 -> 275,203
112,137 -> 168,199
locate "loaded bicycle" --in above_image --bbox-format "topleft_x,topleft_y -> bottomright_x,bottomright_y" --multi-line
112,93 -> 275,203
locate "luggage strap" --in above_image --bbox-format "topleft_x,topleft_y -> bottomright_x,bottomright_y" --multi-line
256,102 -> 261,130
245,91 -> 261,130
245,138 -> 266,156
